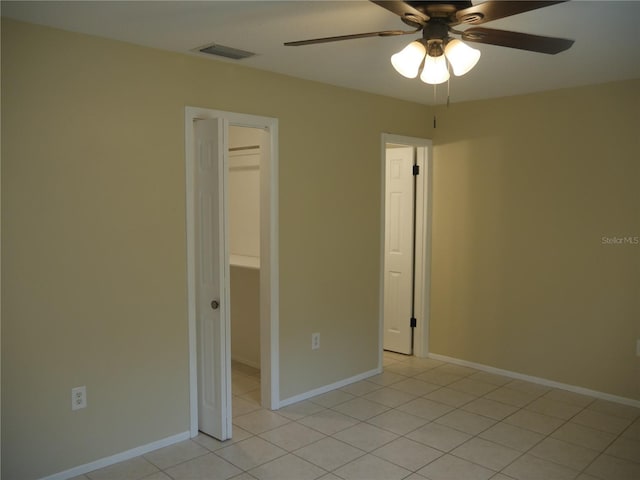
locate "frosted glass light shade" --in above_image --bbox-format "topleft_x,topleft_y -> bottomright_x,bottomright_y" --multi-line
391,41 -> 426,78
420,54 -> 450,84
444,39 -> 481,76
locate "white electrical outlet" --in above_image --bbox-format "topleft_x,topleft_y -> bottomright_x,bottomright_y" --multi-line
636,339 -> 640,357
312,333 -> 320,350
71,386 -> 87,411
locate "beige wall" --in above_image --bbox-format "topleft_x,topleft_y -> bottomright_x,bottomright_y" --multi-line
430,80 -> 640,401
228,126 -> 262,264
1,19 -> 431,479
231,266 -> 261,368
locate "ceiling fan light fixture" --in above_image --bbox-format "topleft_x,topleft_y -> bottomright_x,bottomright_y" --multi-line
391,41 -> 426,78
285,0 -> 575,97
420,53 -> 450,85
444,39 -> 481,76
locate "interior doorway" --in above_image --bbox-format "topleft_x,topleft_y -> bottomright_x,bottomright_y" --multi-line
185,107 -> 280,440
380,134 -> 433,361
228,126 -> 264,416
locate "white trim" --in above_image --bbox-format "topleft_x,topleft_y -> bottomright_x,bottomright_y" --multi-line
379,134 -> 433,365
38,431 -> 190,480
415,143 -> 433,358
429,353 -> 640,409
185,107 -> 279,439
278,367 -> 383,408
185,110 -> 199,437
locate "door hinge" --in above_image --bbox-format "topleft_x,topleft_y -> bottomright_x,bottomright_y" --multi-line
410,317 -> 417,328
412,165 -> 420,176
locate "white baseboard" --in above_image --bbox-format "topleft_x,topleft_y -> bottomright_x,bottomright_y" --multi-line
278,367 -> 383,408
39,431 -> 190,480
429,353 -> 640,409
231,355 -> 261,370
39,353 -> 637,479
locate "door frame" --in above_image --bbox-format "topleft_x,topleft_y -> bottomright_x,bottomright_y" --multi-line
379,133 -> 433,364
185,107 -> 280,438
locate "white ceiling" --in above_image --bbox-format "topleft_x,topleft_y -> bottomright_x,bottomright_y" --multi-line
3,0 -> 640,105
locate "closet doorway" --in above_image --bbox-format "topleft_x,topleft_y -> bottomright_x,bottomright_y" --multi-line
228,126 -> 264,416
185,107 -> 279,441
380,133 -> 433,360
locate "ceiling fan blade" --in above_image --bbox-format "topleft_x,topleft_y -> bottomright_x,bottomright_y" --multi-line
462,27 -> 574,54
456,1 -> 567,25
370,1 -> 429,25
284,29 -> 418,46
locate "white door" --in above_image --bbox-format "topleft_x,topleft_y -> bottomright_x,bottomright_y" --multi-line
194,118 -> 232,440
383,146 -> 415,354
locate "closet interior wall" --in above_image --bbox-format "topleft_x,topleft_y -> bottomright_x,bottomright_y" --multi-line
229,126 -> 262,369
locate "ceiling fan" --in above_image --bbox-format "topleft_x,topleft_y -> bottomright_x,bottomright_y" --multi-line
284,1 -> 574,85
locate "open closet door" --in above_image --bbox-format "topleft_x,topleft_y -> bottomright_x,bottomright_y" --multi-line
194,118 -> 232,440
383,146 -> 415,354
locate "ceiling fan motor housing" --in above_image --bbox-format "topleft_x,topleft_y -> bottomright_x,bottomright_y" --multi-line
285,1 -> 574,56
422,20 -> 449,41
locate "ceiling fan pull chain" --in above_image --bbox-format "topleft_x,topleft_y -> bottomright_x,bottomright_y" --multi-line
446,60 -> 451,108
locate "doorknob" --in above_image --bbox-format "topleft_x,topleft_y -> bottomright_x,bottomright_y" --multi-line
210,300 -> 220,310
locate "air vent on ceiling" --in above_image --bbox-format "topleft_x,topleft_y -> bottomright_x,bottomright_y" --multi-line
197,43 -> 255,60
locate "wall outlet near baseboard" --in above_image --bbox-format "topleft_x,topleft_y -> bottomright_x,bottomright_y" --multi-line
72,386 -> 87,411
312,333 -> 320,350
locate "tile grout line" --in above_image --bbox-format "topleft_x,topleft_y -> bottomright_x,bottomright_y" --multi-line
306,361 -> 550,478
333,359 -> 624,480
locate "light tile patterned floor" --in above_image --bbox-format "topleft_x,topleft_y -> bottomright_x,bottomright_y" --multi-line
74,354 -> 639,480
